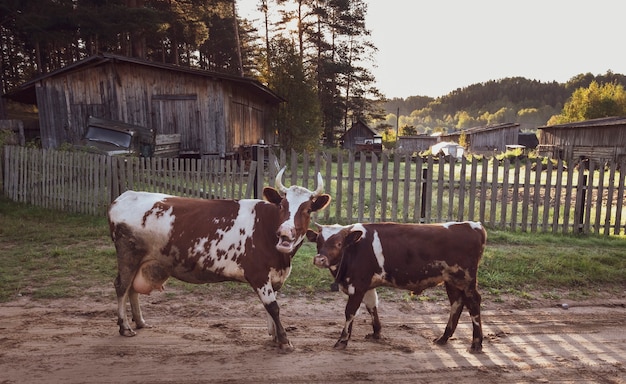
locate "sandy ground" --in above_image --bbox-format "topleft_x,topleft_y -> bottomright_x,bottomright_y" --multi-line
1,286 -> 625,384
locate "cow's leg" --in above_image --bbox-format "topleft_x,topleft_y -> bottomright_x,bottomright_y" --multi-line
463,285 -> 483,353
112,227 -> 147,337
128,288 -> 150,329
255,283 -> 292,350
335,290 -> 366,349
434,282 -> 464,346
114,273 -> 135,337
362,288 -> 382,340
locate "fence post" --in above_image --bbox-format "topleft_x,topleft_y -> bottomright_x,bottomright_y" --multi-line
252,145 -> 265,199
420,167 -> 428,221
575,173 -> 588,234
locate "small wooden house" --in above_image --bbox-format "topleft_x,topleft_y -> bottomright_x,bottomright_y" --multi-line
444,122 -> 520,155
341,119 -> 382,152
5,53 -> 284,157
537,116 -> 626,164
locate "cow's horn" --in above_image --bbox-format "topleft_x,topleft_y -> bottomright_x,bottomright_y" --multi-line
275,166 -> 288,193
313,172 -> 324,196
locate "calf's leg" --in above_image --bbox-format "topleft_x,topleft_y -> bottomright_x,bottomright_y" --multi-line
434,282 -> 464,346
335,290 -> 366,349
463,286 -> 483,353
362,288 -> 382,340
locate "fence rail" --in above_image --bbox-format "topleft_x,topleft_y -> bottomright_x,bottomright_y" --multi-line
3,145 -> 625,236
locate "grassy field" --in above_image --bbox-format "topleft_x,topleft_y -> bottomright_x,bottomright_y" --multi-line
0,196 -> 624,304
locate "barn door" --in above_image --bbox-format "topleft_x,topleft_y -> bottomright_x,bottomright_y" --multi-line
151,94 -> 198,154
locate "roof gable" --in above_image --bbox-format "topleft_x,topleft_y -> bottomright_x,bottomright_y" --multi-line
538,116 -> 626,130
5,53 -> 284,104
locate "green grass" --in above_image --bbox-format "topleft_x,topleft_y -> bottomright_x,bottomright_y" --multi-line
1,196 -> 624,303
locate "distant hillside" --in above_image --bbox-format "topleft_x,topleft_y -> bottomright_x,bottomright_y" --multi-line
378,71 -> 626,134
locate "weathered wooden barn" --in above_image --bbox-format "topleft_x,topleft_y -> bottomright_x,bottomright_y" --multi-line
396,134 -> 438,155
444,122 -> 520,155
341,119 -> 382,152
5,53 -> 284,157
536,116 -> 626,164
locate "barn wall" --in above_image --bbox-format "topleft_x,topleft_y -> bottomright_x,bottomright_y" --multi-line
342,123 -> 374,150
538,125 -> 626,162
469,128 -> 518,153
396,136 -> 438,154
34,61 -> 276,156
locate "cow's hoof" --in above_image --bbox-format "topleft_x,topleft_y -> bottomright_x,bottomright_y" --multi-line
469,344 -> 483,354
433,337 -> 448,345
333,340 -> 348,350
365,333 -> 381,340
135,322 -> 152,329
119,328 -> 136,337
278,342 -> 294,353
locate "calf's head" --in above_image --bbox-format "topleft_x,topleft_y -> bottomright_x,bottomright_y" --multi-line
307,225 -> 363,269
264,167 -> 331,254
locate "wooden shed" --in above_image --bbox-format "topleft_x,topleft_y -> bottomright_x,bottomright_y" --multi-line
444,122 -> 520,155
396,134 -> 438,155
341,119 -> 382,152
5,53 -> 284,157
536,116 -> 626,164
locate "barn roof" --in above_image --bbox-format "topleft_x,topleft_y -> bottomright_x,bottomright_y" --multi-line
4,53 -> 285,105
537,116 -> 626,130
341,118 -> 380,138
451,122 -> 520,135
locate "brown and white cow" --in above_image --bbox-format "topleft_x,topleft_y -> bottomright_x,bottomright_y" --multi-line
108,167 -> 330,350
306,221 -> 487,353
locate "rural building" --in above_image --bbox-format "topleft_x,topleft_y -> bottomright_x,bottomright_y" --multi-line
430,141 -> 465,159
518,132 -> 539,149
341,119 -> 382,152
396,134 -> 439,155
444,122 -> 520,155
536,116 -> 626,164
4,53 -> 284,158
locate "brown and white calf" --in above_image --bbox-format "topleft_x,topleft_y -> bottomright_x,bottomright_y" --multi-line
108,167 -> 330,350
306,221 -> 487,353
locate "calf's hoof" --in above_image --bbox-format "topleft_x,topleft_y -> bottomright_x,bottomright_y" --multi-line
365,332 -> 381,340
434,336 -> 448,345
469,343 -> 483,354
333,340 -> 348,350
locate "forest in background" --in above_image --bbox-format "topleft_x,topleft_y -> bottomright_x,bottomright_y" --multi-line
378,71 -> 626,135
1,0 -> 625,150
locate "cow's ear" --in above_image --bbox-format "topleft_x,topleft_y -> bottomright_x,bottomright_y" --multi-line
311,194 -> 331,212
262,187 -> 283,205
345,230 -> 363,246
305,229 -> 318,242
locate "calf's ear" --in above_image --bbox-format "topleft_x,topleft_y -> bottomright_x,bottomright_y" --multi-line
262,187 -> 282,204
345,230 -> 363,246
311,194 -> 331,212
305,229 -> 318,242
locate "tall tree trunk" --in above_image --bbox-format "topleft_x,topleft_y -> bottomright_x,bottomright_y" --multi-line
232,0 -> 243,76
126,0 -> 146,59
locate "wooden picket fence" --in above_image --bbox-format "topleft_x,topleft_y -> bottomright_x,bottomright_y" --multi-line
2,145 -> 625,236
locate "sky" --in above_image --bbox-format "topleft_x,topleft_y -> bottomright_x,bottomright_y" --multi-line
237,0 -> 626,99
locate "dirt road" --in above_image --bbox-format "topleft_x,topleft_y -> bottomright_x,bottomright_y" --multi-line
1,288 -> 624,383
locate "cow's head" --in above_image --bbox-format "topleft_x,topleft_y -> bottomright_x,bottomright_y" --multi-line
307,224 -> 363,269
263,167 -> 331,254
